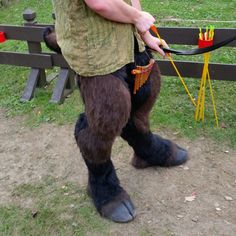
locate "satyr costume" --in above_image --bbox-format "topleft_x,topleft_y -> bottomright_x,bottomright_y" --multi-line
44,0 -> 188,223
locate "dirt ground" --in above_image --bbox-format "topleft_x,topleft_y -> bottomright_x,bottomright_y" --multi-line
0,108 -> 236,236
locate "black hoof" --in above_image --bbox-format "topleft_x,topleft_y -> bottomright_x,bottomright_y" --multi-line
85,159 -> 136,223
131,144 -> 188,168
167,145 -> 188,166
101,197 -> 136,223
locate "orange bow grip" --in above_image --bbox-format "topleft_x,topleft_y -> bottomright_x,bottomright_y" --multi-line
150,25 -> 158,35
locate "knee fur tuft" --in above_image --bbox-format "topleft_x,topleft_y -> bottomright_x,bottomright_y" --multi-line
43,26 -> 62,54
74,113 -> 88,143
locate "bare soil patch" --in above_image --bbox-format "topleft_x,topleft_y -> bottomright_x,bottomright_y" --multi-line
0,109 -> 235,236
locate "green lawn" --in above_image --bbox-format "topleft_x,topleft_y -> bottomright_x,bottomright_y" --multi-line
0,176 -> 109,236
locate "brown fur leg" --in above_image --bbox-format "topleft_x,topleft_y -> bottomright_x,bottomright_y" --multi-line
77,74 -> 131,163
121,62 -> 188,167
79,74 -> 131,139
75,74 -> 135,222
130,62 -> 161,167
133,62 -> 161,133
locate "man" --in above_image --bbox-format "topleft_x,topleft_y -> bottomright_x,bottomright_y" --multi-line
48,0 -> 188,223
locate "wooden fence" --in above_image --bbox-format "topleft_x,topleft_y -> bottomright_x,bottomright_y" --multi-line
0,9 -> 235,103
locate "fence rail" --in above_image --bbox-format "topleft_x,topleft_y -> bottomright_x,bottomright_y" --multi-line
0,9 -> 235,103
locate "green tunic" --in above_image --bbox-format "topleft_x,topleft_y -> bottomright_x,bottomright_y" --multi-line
52,0 -> 145,76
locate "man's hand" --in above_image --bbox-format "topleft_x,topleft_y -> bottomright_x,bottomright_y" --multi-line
133,11 -> 155,34
141,31 -> 169,57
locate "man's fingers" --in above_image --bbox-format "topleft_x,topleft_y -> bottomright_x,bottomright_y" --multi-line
154,45 -> 165,57
158,39 -> 171,57
135,11 -> 155,34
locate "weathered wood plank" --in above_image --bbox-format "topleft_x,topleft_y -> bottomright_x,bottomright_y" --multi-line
49,53 -> 70,68
0,25 -> 44,42
1,25 -> 235,46
0,52 -> 52,68
50,68 -> 75,104
21,68 -> 41,101
157,60 -> 236,81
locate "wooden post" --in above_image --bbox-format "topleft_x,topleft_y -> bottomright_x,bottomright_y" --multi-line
21,9 -> 47,102
49,11 -> 76,104
50,68 -> 75,104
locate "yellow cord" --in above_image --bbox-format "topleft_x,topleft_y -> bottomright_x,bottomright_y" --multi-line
154,30 -> 196,107
194,69 -> 204,121
194,52 -> 219,126
201,53 -> 209,121
151,25 -> 218,126
207,70 -> 219,127
168,56 -> 197,106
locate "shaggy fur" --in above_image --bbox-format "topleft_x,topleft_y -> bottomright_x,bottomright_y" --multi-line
85,159 -> 123,211
75,112 -> 114,164
74,113 -> 88,141
75,73 -> 131,164
75,114 -> 135,221
78,74 -> 131,138
86,159 -> 135,221
121,120 -> 174,167
74,53 -> 161,165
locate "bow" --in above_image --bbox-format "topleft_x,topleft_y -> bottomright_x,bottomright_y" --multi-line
150,25 -> 236,55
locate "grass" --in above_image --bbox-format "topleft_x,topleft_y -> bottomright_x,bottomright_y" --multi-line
0,176 -> 109,236
0,1 -> 236,234
143,0 -> 236,28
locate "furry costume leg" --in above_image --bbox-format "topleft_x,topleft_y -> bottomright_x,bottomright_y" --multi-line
74,74 -> 136,222
121,62 -> 188,168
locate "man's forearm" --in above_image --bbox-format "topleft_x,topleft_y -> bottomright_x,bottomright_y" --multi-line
84,0 -> 141,25
84,0 -> 155,33
131,0 -> 142,10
